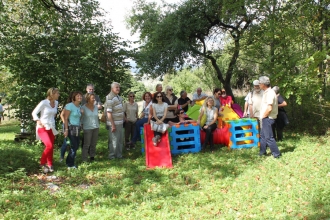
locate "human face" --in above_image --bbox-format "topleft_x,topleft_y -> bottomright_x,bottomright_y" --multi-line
157,85 -> 163,92
215,91 -> 221,97
75,94 -> 82,103
88,95 -> 95,104
254,85 -> 261,92
145,94 -> 151,102
181,92 -> 187,98
52,91 -> 60,101
167,88 -> 173,94
129,94 -> 135,101
197,89 -> 202,95
156,94 -> 163,102
259,83 -> 266,91
207,98 -> 214,107
86,86 -> 94,94
178,110 -> 185,118
112,85 -> 120,94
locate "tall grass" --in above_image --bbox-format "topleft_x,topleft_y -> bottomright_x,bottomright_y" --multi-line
0,120 -> 329,219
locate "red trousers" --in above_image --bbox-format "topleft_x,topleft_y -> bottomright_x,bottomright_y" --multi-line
38,128 -> 55,166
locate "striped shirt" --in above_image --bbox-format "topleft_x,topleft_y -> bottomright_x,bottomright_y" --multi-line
106,92 -> 124,126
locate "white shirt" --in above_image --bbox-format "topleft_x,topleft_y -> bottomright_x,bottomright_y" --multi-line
260,88 -> 278,120
192,92 -> 207,101
32,99 -> 59,140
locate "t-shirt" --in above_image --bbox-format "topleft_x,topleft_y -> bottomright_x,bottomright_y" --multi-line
178,97 -> 191,112
152,103 -> 168,118
65,102 -> 81,126
213,96 -> 220,109
192,92 -> 207,101
142,101 -> 152,118
277,95 -> 286,112
200,106 -> 217,125
105,92 -> 124,126
81,104 -> 99,130
260,88 -> 278,120
248,90 -> 263,117
220,95 -> 232,106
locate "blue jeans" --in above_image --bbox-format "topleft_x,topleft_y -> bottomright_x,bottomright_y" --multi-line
66,133 -> 80,167
60,138 -> 67,159
132,118 -> 148,144
260,117 -> 281,157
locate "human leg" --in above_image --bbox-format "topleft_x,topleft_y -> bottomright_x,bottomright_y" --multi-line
263,118 -> 281,157
89,128 -> 99,159
66,133 -> 80,167
259,118 -> 267,155
60,138 -> 67,161
38,128 -> 55,167
82,129 -> 93,162
132,118 -> 147,143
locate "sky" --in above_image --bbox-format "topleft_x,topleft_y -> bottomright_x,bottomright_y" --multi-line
97,0 -> 179,41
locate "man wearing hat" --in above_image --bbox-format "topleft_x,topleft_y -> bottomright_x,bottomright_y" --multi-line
258,76 -> 281,158
248,80 -> 263,118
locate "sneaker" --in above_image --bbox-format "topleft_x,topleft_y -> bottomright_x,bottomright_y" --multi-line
48,166 -> 54,173
68,166 -> 77,169
41,165 -> 49,174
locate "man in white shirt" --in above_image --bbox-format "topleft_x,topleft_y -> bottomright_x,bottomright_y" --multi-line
192,87 -> 207,105
248,80 -> 263,118
258,76 -> 281,158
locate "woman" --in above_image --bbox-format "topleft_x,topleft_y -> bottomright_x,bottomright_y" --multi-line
151,91 -> 168,146
198,96 -> 218,151
168,109 -> 196,126
213,88 -> 221,110
32,87 -> 60,173
123,92 -> 139,150
63,91 -> 83,169
131,92 -> 152,147
272,86 -> 288,141
81,93 -> 100,162
59,92 -> 74,162
219,88 -> 233,108
164,85 -> 179,123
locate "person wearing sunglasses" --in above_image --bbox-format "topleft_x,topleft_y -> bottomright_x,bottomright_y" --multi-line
164,86 -> 179,123
32,87 -> 60,173
151,91 -> 168,146
123,92 -> 138,150
197,96 -> 218,151
219,88 -> 233,109
168,109 -> 196,126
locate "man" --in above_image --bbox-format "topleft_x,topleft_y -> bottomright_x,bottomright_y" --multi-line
192,87 -> 207,105
178,90 -> 191,112
248,80 -> 263,118
81,84 -> 102,110
106,82 -> 125,159
258,76 -> 281,158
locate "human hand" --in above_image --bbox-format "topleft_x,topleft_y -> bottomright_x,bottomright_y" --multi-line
111,125 -> 116,132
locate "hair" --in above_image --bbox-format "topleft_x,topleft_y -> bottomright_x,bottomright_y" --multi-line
128,92 -> 135,97
155,84 -> 162,91
71,91 -> 83,102
86,83 -> 94,88
180,90 -> 186,97
66,91 -> 75,104
213,88 -> 221,94
111,82 -> 120,88
272,86 -> 280,94
221,88 -> 226,93
153,91 -> 165,103
85,93 -> 95,103
142,92 -> 152,101
196,87 -> 202,92
46,87 -> 59,99
259,76 -> 271,86
203,96 -> 215,108
175,108 -> 184,116
0,98 -> 1,103
165,85 -> 173,94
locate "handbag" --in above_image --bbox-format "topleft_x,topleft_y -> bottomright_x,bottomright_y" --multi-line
68,124 -> 81,137
150,120 -> 169,133
100,111 -> 106,123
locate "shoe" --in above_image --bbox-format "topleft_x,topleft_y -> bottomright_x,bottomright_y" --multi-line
68,166 -> 77,169
259,152 -> 267,156
48,166 -> 54,173
59,157 -> 63,163
126,147 -> 130,150
152,137 -> 157,146
156,135 -> 161,143
41,165 -> 49,174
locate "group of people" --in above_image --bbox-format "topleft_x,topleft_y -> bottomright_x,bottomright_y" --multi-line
31,76 -> 287,173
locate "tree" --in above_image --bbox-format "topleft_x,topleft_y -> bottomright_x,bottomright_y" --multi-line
0,0 -> 131,131
128,0 -> 263,100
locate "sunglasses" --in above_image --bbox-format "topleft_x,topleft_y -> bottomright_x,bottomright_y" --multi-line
156,95 -> 162,98
130,96 -> 135,98
168,89 -> 173,91
179,111 -> 184,114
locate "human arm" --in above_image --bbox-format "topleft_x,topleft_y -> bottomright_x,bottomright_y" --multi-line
63,109 -> 71,137
261,104 -> 273,119
197,107 -> 204,125
203,108 -> 218,129
249,104 -> 254,118
32,101 -> 46,128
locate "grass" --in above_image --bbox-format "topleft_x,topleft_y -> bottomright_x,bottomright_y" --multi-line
0,120 -> 329,219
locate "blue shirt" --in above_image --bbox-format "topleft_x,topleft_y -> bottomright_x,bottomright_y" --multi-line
65,102 -> 81,126
81,105 -> 99,130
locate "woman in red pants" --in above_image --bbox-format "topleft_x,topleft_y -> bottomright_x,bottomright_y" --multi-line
32,87 -> 60,173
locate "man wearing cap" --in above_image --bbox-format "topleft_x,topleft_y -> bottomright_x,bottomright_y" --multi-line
248,80 -> 263,118
258,76 -> 281,158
